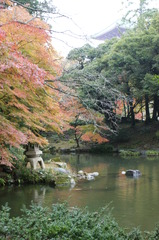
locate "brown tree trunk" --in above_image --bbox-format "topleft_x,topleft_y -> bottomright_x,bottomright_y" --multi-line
129,99 -> 135,126
74,129 -> 80,148
145,95 -> 150,124
153,94 -> 158,121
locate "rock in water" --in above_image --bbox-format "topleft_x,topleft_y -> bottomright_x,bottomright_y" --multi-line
86,174 -> 95,181
91,172 -> 99,177
78,170 -> 84,175
125,169 -> 141,177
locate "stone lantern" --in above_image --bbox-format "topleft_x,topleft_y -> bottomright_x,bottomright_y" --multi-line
25,143 -> 45,170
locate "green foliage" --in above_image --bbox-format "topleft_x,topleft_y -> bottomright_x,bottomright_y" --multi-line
17,0 -> 39,14
67,44 -> 95,67
120,150 -> 141,157
65,8 -> 159,130
146,150 -> 159,156
38,169 -> 55,184
0,202 -> 159,239
0,178 -> 5,186
16,0 -> 57,20
13,160 -> 55,185
64,41 -> 122,132
0,172 -> 14,186
90,143 -> 113,153
69,139 -> 75,144
127,228 -> 144,240
149,224 -> 159,240
10,147 -> 25,162
0,203 -> 126,240
70,118 -> 87,127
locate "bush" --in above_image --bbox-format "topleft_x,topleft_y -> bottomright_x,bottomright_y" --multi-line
0,178 -> 5,186
0,203 -> 128,240
146,150 -> 159,156
10,146 -> 25,162
120,150 -> 141,157
90,144 -> 114,153
0,202 -> 158,240
12,160 -> 55,185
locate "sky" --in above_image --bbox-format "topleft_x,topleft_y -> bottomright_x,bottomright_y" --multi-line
51,0 -> 159,57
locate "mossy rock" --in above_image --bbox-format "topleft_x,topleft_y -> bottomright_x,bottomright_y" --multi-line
55,175 -> 71,186
51,156 -> 61,162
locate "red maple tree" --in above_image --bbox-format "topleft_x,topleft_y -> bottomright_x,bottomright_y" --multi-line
0,3 -> 64,166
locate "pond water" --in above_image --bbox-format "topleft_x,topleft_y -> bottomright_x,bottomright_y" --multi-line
1,153 -> 159,231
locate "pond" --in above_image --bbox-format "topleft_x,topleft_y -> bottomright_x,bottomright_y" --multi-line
0,153 -> 159,231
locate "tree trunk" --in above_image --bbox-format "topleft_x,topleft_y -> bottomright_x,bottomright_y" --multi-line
153,94 -> 158,121
123,100 -> 127,117
74,129 -> 80,148
145,95 -> 150,124
104,111 -> 117,131
130,107 -> 135,126
157,97 -> 159,119
129,99 -> 135,126
140,99 -> 144,121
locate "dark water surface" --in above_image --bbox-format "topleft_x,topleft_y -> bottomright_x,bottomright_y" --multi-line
1,153 -> 159,231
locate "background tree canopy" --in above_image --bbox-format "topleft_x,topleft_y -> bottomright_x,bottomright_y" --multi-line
64,6 -> 159,127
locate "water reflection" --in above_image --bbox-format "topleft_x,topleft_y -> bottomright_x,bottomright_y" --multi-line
1,154 -> 159,231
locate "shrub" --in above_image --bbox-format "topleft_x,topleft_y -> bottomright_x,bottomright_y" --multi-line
119,150 -> 141,157
0,203 -> 126,240
146,150 -> 159,156
10,146 -> 25,162
0,178 -> 5,186
90,144 -> 114,153
13,163 -> 55,185
0,203 -> 158,240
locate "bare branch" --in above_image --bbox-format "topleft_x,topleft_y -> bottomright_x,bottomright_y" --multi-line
44,68 -> 123,135
25,16 -> 37,24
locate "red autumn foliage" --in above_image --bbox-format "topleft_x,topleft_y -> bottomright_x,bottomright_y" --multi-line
61,97 -> 109,147
81,132 -> 109,144
0,5 -> 65,166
